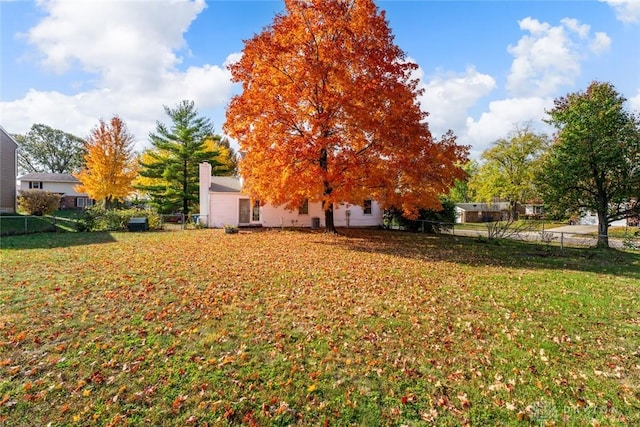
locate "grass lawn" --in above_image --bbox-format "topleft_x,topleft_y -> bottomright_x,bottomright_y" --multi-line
0,211 -> 84,236
0,214 -> 56,236
1,229 -> 638,426
603,227 -> 639,239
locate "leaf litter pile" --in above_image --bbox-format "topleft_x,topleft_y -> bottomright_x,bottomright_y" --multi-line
1,229 -> 639,425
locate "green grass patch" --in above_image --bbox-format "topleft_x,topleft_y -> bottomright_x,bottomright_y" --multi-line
0,214 -> 56,236
1,229 -> 638,425
603,226 -> 639,239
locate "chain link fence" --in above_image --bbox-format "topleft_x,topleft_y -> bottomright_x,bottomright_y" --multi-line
159,214 -> 207,231
0,215 -> 81,236
1,213 -> 210,235
409,220 -> 639,250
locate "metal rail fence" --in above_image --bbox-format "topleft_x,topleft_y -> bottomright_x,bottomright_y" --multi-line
403,220 -> 638,250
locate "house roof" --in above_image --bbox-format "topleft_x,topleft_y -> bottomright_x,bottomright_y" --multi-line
17,172 -> 80,183
456,202 -> 510,212
210,176 -> 242,193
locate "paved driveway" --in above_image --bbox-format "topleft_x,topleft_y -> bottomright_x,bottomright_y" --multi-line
544,225 -> 598,234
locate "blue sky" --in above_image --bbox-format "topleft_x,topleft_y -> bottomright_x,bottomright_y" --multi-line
1,0 -> 639,158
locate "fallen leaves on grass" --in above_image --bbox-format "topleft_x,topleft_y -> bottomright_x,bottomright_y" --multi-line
1,229 -> 638,425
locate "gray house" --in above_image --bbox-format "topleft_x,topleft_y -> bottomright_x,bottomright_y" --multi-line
0,126 -> 18,213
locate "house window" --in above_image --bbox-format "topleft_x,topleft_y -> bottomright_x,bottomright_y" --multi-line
363,199 -> 372,215
298,199 -> 309,215
29,181 -> 43,189
76,197 -> 94,208
252,200 -> 260,221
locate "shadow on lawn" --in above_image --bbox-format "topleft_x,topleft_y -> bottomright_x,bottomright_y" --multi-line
315,228 -> 640,280
0,231 -> 117,250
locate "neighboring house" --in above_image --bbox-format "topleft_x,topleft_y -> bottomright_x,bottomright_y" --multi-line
17,173 -> 94,209
455,202 -> 512,223
577,210 -> 628,227
199,162 -> 383,228
524,203 -> 544,219
0,126 -> 18,213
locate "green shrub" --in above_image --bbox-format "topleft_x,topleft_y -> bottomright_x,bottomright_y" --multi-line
383,198 -> 456,233
17,190 -> 61,216
78,206 -> 162,231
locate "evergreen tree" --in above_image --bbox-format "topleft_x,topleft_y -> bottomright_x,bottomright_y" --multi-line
137,100 -> 224,215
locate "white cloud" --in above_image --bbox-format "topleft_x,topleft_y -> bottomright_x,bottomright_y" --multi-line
507,17 -> 610,97
629,89 -> 640,113
464,97 -> 555,157
26,0 -> 205,80
418,66 -> 496,138
1,0 -> 236,150
560,18 -> 590,38
600,0 -> 640,23
590,32 -> 612,53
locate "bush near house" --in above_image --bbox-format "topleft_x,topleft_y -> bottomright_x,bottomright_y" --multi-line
77,206 -> 162,231
17,190 -> 61,216
385,198 -> 457,232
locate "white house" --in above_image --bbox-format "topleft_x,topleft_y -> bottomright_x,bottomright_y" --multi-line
199,162 -> 383,228
17,173 -> 94,209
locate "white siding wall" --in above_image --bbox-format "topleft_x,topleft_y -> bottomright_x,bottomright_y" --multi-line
259,202 -> 324,227
258,201 -> 382,228
205,191 -> 384,229
209,193 -> 242,228
19,181 -> 85,196
334,202 -> 382,227
199,162 -> 211,220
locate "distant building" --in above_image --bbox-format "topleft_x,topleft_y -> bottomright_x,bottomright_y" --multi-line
17,173 -> 94,209
455,202 -> 511,223
0,126 -> 18,213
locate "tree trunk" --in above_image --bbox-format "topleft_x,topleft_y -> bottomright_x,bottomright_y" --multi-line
318,147 -> 336,233
324,202 -> 335,234
183,160 -> 189,215
510,201 -> 518,221
596,209 -> 609,248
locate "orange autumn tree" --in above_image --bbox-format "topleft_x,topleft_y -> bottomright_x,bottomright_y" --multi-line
75,116 -> 138,207
225,0 -> 467,232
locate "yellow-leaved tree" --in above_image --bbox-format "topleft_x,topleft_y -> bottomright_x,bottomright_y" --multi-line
225,0 -> 468,232
75,116 -> 138,207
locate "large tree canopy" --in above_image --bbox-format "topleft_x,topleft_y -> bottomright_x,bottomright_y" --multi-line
540,81 -> 640,248
225,0 -> 467,232
137,100 -> 224,215
74,116 -> 138,207
448,160 -> 478,204
470,125 -> 549,219
14,124 -> 85,174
